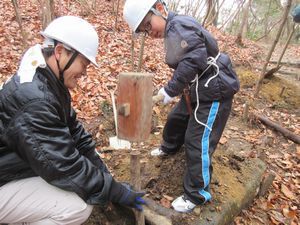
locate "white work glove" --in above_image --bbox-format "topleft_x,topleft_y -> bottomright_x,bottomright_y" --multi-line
158,87 -> 173,105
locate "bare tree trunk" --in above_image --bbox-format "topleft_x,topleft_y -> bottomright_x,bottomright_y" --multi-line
236,0 -> 251,45
264,23 -> 297,79
218,0 -> 244,31
75,0 -> 92,16
255,19 -> 281,42
275,24 -> 296,68
263,0 -> 272,42
206,0 -> 227,27
206,0 -> 218,27
190,0 -> 202,19
11,0 -> 28,49
58,0 -> 63,16
114,0 -> 120,31
67,0 -> 70,10
92,0 -> 97,11
202,0 -> 212,27
168,0 -> 181,12
184,0 -> 202,19
40,0 -> 55,30
254,0 -> 292,97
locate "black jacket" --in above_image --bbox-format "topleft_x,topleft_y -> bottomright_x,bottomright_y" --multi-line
164,12 -> 239,102
0,66 -> 112,205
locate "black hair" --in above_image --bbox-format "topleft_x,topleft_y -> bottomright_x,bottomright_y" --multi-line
42,44 -> 73,60
42,47 -> 55,59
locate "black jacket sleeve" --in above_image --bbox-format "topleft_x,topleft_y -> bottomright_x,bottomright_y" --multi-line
68,108 -> 108,172
6,100 -> 112,205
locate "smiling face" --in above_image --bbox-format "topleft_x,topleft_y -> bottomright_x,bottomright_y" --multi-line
53,45 -> 90,89
62,53 -> 90,89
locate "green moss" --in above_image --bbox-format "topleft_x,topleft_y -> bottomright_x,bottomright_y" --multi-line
236,67 -> 300,110
236,68 -> 258,88
261,76 -> 300,109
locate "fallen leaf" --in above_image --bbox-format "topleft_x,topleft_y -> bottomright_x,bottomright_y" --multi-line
269,210 -> 286,224
219,136 -> 227,145
280,184 -> 295,199
160,197 -> 171,208
282,207 -> 297,219
229,126 -> 239,131
162,194 -> 174,201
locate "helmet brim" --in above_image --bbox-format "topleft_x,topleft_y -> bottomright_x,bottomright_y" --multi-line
40,31 -> 99,68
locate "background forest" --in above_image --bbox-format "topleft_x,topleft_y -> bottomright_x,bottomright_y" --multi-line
0,0 -> 299,224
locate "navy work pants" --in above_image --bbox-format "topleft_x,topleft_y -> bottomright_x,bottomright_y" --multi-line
160,96 -> 233,204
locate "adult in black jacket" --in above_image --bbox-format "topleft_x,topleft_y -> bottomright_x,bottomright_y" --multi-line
124,0 -> 239,213
0,16 -> 145,224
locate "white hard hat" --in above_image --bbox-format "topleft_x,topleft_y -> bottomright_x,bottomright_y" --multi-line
123,0 -> 157,33
41,16 -> 99,67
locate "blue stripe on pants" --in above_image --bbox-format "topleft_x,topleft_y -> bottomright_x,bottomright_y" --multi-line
198,101 -> 219,202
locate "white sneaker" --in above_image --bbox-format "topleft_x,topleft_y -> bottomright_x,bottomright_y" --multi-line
171,195 -> 196,213
150,148 -> 168,156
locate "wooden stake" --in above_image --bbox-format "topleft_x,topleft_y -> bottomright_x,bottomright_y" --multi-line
130,150 -> 145,225
242,101 -> 249,122
137,35 -> 145,72
279,86 -> 286,97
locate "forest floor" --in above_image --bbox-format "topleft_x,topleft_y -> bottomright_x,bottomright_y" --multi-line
83,39 -> 300,225
0,0 -> 299,224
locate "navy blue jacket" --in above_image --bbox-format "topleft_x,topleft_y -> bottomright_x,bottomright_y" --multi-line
164,12 -> 239,102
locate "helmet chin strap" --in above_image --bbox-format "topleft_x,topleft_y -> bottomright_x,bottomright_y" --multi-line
54,40 -> 79,83
151,0 -> 168,20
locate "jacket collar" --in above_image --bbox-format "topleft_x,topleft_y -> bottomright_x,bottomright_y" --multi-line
165,11 -> 177,35
166,11 -> 177,25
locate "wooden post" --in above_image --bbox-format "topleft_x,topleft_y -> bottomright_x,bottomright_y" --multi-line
137,35 -> 145,72
117,72 -> 153,142
131,34 -> 135,71
130,150 -> 145,225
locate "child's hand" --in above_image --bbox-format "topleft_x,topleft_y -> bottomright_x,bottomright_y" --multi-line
158,87 -> 173,104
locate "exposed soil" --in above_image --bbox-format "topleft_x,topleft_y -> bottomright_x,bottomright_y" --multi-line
0,0 -> 298,223
84,111 -> 261,225
83,59 -> 300,224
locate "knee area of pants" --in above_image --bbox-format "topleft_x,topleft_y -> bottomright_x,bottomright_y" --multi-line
64,204 -> 93,225
74,203 -> 93,218
79,204 -> 93,222
55,202 -> 93,224
184,135 -> 193,145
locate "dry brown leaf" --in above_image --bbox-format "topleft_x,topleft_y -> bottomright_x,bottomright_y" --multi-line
296,146 -> 300,159
153,106 -> 161,115
268,153 -> 281,159
160,197 -> 171,208
162,194 -> 174,201
282,207 -> 297,219
280,184 -> 295,200
277,160 -> 293,169
219,136 -> 227,145
269,210 -> 286,224
229,126 -> 239,131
